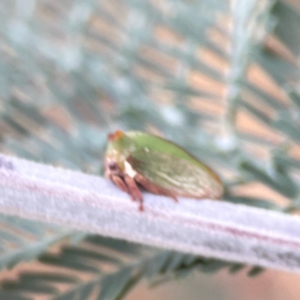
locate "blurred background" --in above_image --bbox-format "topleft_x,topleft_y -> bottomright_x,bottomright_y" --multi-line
0,0 -> 300,299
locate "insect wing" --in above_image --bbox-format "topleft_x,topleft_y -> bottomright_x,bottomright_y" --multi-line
127,148 -> 223,199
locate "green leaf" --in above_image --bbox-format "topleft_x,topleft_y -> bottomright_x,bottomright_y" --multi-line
38,253 -> 101,274
288,89 -> 300,109
98,266 -> 141,300
0,292 -> 30,300
198,259 -> 230,274
1,280 -> 57,294
164,253 -> 187,272
274,156 -> 300,170
19,272 -> 78,284
85,235 -> 141,256
273,1 -> 300,56
224,194 -> 281,210
255,51 -> 296,85
240,160 -> 297,198
228,264 -> 245,274
146,251 -> 173,279
248,266 -> 265,277
244,81 -> 286,111
241,101 -> 273,126
53,281 -> 96,300
273,119 -> 300,143
60,246 -> 122,265
0,214 -> 74,271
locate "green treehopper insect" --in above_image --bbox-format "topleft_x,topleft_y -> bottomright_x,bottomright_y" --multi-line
105,130 -> 223,211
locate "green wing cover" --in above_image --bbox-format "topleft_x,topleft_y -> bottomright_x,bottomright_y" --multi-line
126,132 -> 223,199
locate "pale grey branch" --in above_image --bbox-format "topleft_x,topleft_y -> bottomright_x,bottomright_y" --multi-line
0,154 -> 300,274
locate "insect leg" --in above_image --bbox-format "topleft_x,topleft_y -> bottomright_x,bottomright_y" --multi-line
111,174 -> 140,202
111,175 -> 129,193
135,174 -> 178,203
124,175 -> 144,211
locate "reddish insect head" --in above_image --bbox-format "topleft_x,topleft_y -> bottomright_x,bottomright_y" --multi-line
108,130 -> 124,141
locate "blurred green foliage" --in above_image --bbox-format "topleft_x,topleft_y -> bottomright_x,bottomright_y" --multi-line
0,0 -> 300,299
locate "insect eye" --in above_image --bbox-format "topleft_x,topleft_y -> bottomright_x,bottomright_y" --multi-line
109,162 -> 118,170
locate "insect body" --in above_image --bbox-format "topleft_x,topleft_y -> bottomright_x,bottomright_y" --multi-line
105,130 -> 223,211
